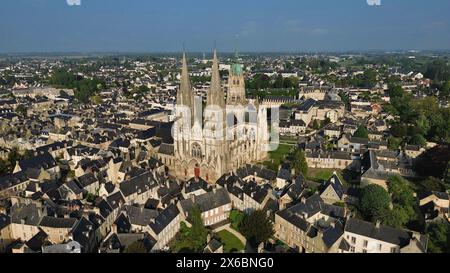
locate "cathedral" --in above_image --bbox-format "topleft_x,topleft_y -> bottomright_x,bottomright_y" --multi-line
171,50 -> 270,183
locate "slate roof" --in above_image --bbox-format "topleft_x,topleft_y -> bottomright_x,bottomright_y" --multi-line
0,213 -> 10,230
149,204 -> 180,235
124,205 -> 158,226
320,174 -> 345,199
39,216 -> 77,229
158,143 -> 174,156
76,173 -> 98,188
0,170 -> 31,191
25,230 -> 49,252
10,203 -> 42,226
18,151 -> 57,171
180,188 -> 231,214
114,213 -> 132,233
119,171 -> 158,198
71,217 -> 95,249
345,218 -> 412,247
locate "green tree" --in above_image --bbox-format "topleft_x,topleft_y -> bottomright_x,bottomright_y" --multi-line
387,175 -> 415,208
380,206 -> 410,229
421,176 -> 447,192
90,95 -> 103,105
413,145 -> 450,179
291,149 -> 308,177
124,241 -> 148,253
409,134 -> 427,147
360,184 -> 391,221
240,210 -> 274,247
387,137 -> 402,150
425,221 -> 450,253
353,126 -> 369,139
312,120 -> 320,130
386,175 -> 417,227
15,105 -> 27,117
189,206 -> 208,252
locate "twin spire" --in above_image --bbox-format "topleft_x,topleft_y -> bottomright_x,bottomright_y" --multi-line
178,52 -> 194,110
178,50 -> 225,110
206,50 -> 226,108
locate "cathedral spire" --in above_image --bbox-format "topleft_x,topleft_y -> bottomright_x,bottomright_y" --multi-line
178,52 -> 194,106
207,49 -> 225,108
177,52 -> 195,125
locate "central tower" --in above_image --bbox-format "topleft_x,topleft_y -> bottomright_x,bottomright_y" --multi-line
227,54 -> 246,105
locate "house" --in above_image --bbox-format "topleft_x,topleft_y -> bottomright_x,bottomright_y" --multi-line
324,124 -> 342,139
276,168 -> 292,190
319,173 -> 345,204
0,170 -> 33,200
405,145 -> 425,159
360,150 -> 416,190
38,216 -> 77,244
13,151 -> 60,180
147,204 -> 181,252
204,237 -> 224,253
76,173 -> 100,196
418,191 -> 450,222
341,218 -> 427,253
0,213 -> 12,252
179,188 -> 232,227
123,205 -> 158,233
100,232 -> 156,253
278,175 -> 307,209
182,177 -> 211,198
337,135 -> 369,154
274,194 -> 347,253
70,217 -> 97,253
9,201 -> 43,241
305,150 -> 356,170
42,240 -> 82,253
119,171 -> 159,205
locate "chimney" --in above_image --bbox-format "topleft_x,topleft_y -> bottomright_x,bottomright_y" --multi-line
190,194 -> 195,202
300,196 -> 306,204
375,220 -> 381,229
111,223 -> 118,234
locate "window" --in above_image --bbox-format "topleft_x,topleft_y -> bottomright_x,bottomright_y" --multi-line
390,247 -> 397,253
351,237 -> 356,244
350,246 -> 355,253
362,249 -> 367,253
377,244 -> 382,251
363,240 -> 368,248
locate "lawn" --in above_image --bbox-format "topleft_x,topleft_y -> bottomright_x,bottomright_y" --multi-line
264,144 -> 293,171
279,135 -> 299,145
217,230 -> 245,253
307,168 -> 345,184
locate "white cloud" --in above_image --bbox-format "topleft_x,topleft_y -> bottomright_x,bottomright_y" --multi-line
66,0 -> 81,6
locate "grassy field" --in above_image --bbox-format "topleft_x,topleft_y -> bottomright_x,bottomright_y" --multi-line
279,135 -> 299,145
264,144 -> 293,171
307,168 -> 345,184
217,230 -> 245,253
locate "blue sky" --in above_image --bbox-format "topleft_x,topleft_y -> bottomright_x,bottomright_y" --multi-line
1,0 -> 449,53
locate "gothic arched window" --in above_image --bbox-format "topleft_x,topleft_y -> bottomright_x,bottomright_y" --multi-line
192,143 -> 202,158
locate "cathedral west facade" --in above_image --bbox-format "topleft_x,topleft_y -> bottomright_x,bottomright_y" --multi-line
171,51 -> 270,183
